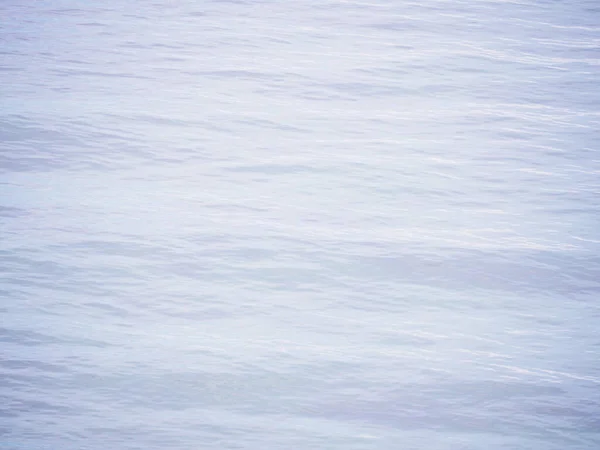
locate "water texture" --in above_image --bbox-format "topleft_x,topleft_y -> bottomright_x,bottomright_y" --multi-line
1,1 -> 599,449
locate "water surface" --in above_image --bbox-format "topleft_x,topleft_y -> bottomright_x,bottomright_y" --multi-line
1,1 -> 599,449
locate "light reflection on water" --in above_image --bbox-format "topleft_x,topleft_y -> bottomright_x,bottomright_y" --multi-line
1,0 -> 599,449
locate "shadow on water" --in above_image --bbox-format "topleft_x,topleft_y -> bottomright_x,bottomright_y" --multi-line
312,381 -> 599,444
340,249 -> 600,296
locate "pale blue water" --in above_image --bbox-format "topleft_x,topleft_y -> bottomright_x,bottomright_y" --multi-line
1,1 -> 599,449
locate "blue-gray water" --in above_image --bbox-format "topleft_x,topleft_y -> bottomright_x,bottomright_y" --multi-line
1,1 -> 599,449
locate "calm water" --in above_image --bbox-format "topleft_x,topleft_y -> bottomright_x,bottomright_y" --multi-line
1,1 -> 600,449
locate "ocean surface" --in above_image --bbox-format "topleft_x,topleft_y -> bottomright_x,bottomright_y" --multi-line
1,1 -> 599,449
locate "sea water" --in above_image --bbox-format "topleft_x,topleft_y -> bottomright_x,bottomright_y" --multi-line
1,1 -> 599,449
